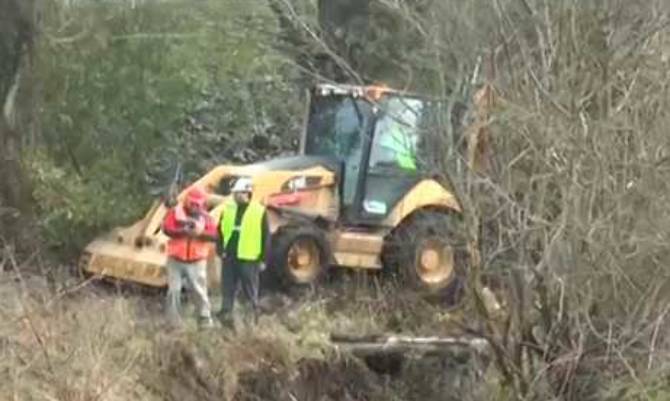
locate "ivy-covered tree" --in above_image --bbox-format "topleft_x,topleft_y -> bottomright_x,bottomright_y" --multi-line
0,0 -> 35,238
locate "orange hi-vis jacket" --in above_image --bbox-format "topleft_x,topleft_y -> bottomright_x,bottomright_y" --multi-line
162,189 -> 218,263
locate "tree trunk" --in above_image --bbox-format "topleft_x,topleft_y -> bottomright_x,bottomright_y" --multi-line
317,0 -> 370,76
267,0 -> 371,83
0,0 -> 35,240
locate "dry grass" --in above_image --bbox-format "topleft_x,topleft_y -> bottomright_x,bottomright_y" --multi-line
0,265 -> 485,401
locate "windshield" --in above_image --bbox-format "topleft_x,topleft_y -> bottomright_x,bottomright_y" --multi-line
304,95 -> 372,161
304,95 -> 373,207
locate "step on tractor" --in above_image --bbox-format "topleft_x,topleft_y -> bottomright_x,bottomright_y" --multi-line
80,82 -> 494,295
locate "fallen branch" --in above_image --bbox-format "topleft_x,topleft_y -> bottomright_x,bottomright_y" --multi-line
330,333 -> 489,356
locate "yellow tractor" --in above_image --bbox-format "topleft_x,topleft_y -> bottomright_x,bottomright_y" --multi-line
80,82 -> 493,294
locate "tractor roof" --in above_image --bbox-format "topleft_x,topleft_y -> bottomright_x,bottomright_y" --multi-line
314,83 -> 434,102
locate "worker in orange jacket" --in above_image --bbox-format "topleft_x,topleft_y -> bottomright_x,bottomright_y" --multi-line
162,187 -> 218,328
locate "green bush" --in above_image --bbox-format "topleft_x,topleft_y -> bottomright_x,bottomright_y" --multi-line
28,151 -> 149,255
31,0 -> 301,256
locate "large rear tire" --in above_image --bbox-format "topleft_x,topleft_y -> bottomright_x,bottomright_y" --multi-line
382,210 -> 467,300
265,224 -> 330,290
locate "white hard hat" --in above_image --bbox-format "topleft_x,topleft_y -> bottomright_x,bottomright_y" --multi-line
231,177 -> 253,193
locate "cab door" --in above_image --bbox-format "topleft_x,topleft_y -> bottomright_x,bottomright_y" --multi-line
359,96 -> 426,221
302,93 -> 374,223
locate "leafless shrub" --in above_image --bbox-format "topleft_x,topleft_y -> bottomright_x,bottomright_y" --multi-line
444,1 -> 670,400
261,2 -> 670,397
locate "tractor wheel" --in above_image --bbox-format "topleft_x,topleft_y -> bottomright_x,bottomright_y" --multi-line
267,224 -> 330,289
383,210 -> 467,300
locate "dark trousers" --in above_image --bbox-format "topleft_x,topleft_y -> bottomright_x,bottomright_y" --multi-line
219,257 -> 260,320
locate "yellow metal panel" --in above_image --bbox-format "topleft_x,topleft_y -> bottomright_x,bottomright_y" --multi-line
331,230 -> 384,254
384,179 -> 462,227
82,239 -> 222,289
86,254 -> 168,287
333,252 -> 382,269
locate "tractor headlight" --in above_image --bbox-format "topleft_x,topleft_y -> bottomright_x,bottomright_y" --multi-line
282,176 -> 322,192
287,176 -> 307,191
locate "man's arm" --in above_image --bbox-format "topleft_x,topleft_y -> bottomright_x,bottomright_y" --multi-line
216,213 -> 225,255
192,214 -> 218,242
162,209 -> 190,238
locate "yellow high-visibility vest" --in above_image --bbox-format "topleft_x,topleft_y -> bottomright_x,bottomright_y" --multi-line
380,128 -> 417,170
220,200 -> 265,261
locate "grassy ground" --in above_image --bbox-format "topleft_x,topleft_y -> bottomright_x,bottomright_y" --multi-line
0,268 -> 487,401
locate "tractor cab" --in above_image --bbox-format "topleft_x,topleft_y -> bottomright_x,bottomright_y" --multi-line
302,83 -> 440,225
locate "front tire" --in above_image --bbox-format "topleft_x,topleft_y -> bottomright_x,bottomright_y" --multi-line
267,224 -> 330,290
382,210 -> 467,299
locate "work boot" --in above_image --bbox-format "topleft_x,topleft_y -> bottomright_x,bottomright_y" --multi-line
198,316 -> 214,330
216,311 -> 236,332
239,308 -> 259,329
221,319 -> 236,333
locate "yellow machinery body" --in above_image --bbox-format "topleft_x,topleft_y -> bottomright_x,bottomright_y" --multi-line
80,163 -> 461,288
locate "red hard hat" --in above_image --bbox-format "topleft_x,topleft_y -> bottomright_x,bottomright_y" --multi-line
185,187 -> 207,209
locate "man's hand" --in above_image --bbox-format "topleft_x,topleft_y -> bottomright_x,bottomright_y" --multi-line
181,220 -> 195,233
259,262 -> 266,272
181,220 -> 204,237
192,221 -> 205,236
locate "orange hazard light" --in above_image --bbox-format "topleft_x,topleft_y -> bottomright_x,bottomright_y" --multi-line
365,84 -> 389,101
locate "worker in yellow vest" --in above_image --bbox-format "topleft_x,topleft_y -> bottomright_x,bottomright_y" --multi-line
375,113 -> 418,171
216,177 -> 269,328
382,128 -> 417,171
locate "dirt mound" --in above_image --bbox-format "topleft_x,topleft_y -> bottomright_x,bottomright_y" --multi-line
145,337 -> 225,401
144,333 -> 389,401
234,357 -> 386,401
